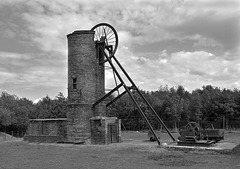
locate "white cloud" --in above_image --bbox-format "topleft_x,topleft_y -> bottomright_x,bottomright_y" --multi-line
0,51 -> 31,59
112,50 -> 240,92
33,98 -> 43,104
13,0 -> 187,54
0,0 -> 239,100
118,31 -> 133,47
193,37 -> 221,48
0,72 -> 17,84
0,51 -> 67,93
159,59 -> 168,64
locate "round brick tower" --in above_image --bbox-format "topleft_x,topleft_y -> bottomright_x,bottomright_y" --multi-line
67,30 -> 105,142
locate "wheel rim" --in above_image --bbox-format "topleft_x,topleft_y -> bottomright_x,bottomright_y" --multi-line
91,23 -> 118,56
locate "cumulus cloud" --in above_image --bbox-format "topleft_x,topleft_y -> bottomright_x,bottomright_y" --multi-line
117,48 -> 240,91
0,0 -> 239,100
0,51 -> 66,99
7,0 -> 186,55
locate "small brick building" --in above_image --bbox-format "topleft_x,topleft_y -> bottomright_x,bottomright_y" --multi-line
90,116 -> 121,144
24,118 -> 67,143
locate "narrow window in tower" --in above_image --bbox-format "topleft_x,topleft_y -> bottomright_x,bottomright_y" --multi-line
72,78 -> 77,90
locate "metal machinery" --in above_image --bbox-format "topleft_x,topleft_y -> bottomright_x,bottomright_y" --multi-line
91,23 -> 176,145
177,122 -> 224,146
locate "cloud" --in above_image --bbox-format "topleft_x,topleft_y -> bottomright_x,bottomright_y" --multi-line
168,51 -> 240,90
166,0 -> 240,55
0,51 -> 31,59
0,0 -> 239,100
193,37 -> 221,48
33,98 -> 43,104
8,0 -> 186,55
0,71 -> 17,84
168,13 -> 239,51
0,51 -> 66,90
114,48 -> 240,91
3,0 -> 237,57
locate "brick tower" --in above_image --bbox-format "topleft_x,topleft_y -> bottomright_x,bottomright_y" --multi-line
67,30 -> 106,142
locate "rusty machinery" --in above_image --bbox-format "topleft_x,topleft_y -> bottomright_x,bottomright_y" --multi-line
177,122 -> 224,146
91,23 -> 176,145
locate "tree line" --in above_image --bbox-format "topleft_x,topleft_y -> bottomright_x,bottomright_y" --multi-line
0,85 -> 240,135
108,85 -> 240,129
0,92 -> 67,135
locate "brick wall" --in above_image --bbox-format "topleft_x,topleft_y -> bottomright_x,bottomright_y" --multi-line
24,118 -> 67,143
67,30 -> 97,103
90,116 -> 121,144
67,103 -> 93,142
67,30 -> 106,143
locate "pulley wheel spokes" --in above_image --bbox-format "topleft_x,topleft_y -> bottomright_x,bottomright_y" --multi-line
91,23 -> 118,57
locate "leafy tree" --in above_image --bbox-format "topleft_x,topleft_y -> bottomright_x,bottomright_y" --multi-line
51,92 -> 67,118
0,107 -> 12,126
181,99 -> 190,122
0,92 -> 18,112
1,84 -> 240,132
33,95 -> 52,119
189,91 -> 202,121
0,92 -> 35,133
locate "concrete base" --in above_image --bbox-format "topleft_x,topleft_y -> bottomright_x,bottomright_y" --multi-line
177,140 -> 216,147
164,141 -> 238,153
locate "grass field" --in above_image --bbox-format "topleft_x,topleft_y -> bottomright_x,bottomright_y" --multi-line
0,131 -> 239,169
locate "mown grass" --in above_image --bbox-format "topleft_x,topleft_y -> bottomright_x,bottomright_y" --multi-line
0,131 -> 239,169
231,144 -> 240,155
148,153 -> 197,166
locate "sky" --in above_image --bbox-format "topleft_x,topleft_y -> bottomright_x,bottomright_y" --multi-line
0,0 -> 239,102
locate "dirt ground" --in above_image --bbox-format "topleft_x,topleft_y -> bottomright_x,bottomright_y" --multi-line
0,131 -> 240,169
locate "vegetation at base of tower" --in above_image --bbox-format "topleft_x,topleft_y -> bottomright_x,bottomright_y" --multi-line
0,85 -> 240,135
